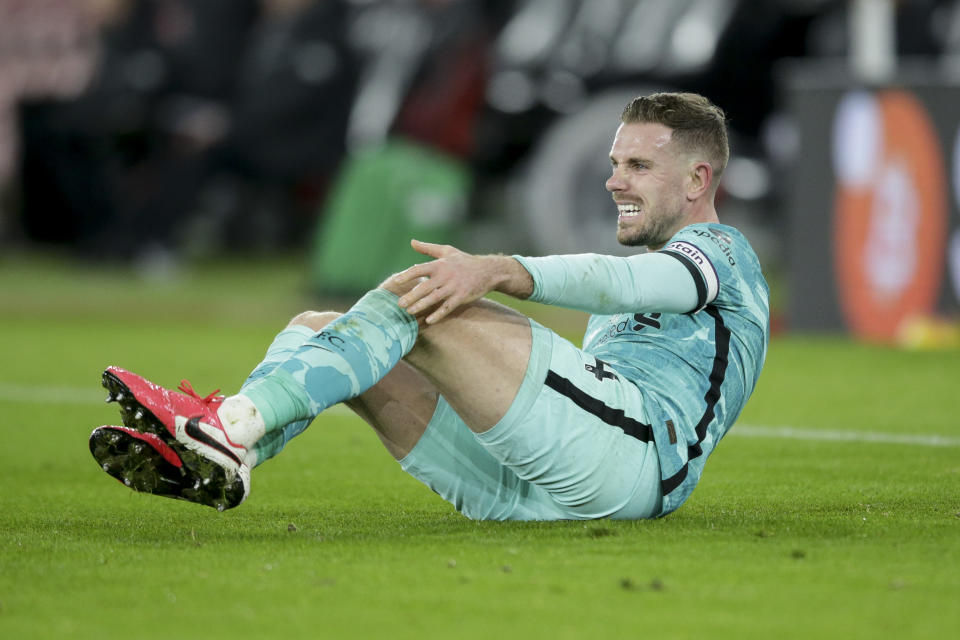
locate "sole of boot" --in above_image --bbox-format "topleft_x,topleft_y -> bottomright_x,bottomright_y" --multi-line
101,370 -> 245,510
89,427 -> 196,499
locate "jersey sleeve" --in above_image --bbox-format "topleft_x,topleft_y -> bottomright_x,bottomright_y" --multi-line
513,251 -> 700,314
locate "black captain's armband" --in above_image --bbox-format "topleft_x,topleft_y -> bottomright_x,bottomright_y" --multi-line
659,241 -> 719,313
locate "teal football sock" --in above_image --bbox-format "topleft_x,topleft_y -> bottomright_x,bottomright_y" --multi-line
238,324 -> 315,467
241,289 -> 418,432
241,324 -> 315,390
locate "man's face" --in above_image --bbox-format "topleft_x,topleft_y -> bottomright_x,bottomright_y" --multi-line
606,121 -> 692,249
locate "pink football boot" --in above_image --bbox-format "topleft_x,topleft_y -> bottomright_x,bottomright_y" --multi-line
101,366 -> 250,510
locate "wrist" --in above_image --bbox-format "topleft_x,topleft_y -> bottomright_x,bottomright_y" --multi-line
488,255 -> 533,299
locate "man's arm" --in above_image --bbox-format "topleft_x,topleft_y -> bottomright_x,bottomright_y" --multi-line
394,240 -> 534,324
515,251 -> 708,315
393,237 -> 715,324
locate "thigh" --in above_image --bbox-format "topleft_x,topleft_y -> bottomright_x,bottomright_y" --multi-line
403,298 -> 534,434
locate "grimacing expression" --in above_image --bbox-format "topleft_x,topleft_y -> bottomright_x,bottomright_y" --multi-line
606,122 -> 692,249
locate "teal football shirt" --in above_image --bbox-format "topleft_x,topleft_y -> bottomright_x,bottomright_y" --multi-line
583,223 -> 769,514
518,223 -> 769,515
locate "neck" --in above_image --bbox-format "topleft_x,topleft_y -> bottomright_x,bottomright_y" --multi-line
647,202 -> 719,251
687,197 -> 719,225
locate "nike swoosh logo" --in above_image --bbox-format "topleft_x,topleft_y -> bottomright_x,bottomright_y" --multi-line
184,417 -> 242,466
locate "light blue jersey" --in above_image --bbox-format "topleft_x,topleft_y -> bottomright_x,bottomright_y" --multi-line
581,223 -> 769,514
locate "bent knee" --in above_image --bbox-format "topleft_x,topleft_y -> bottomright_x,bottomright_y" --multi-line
287,310 -> 342,331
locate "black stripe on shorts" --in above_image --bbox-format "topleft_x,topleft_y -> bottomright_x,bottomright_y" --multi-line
544,370 -> 653,443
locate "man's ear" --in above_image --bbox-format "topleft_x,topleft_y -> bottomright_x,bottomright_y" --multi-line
687,162 -> 713,200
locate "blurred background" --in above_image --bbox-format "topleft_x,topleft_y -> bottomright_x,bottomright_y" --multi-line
1,0 -> 958,345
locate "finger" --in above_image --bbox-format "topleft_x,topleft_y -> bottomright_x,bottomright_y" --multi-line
397,280 -> 430,309
406,287 -> 448,316
394,262 -> 434,285
397,273 -> 446,309
410,239 -> 452,259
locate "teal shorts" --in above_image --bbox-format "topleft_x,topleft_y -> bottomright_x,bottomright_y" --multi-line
399,319 -> 662,521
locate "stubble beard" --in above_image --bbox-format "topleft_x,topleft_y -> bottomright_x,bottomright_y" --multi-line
617,206 -> 685,248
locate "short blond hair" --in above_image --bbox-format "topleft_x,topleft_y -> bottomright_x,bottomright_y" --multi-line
621,92 -> 729,176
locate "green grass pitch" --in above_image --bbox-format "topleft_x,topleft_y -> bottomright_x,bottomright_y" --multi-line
1,254 -> 958,639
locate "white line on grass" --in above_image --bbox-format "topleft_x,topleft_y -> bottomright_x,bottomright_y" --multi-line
0,383 -> 109,405
2,382 -> 957,447
732,424 -> 960,448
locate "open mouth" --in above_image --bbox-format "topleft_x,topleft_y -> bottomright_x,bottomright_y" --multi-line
617,203 -> 642,218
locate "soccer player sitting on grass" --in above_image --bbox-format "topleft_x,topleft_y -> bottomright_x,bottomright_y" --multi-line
90,92 -> 769,519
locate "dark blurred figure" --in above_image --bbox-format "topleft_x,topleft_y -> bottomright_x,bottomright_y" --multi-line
341,0 -> 510,160
382,0 -> 508,160
15,0 -> 252,248
16,0 -> 257,255
16,0 -> 358,265
133,0 -> 359,260
0,0 -> 106,239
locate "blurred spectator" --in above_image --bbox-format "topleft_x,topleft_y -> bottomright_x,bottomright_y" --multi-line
0,0 -> 104,226
14,0 -> 358,266
104,0 -> 359,264
346,0 -> 506,159
15,0 -> 259,254
206,0 -> 359,252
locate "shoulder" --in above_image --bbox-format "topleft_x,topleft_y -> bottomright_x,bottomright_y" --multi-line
663,224 -> 762,273
671,223 -> 750,256
659,224 -> 767,310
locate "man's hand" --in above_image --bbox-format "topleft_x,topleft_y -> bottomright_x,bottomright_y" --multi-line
394,239 -> 532,324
